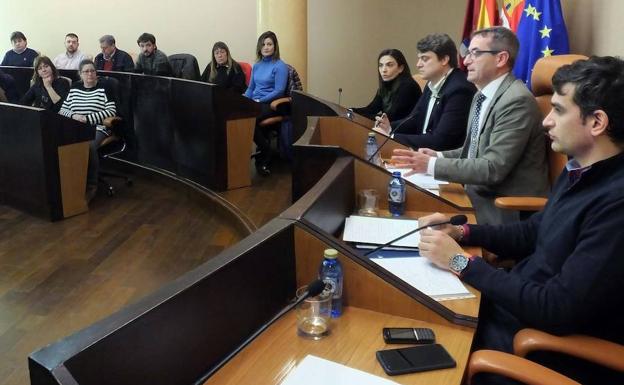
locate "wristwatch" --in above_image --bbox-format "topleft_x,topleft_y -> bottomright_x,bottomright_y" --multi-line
449,253 -> 470,275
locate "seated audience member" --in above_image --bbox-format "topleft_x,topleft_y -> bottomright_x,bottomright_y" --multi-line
0,68 -> 19,103
391,27 -> 548,225
244,31 -> 288,177
134,33 -> 172,76
94,35 -> 134,72
20,56 -> 70,112
375,34 -> 476,151
1,31 -> 38,67
417,56 -> 624,385
52,33 -> 87,70
200,41 -> 246,94
352,48 -> 421,122
59,59 -> 117,202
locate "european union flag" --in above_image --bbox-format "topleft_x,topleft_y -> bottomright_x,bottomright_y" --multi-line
513,0 -> 569,87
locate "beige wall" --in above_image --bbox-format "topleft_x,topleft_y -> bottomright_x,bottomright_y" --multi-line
2,0 -> 622,104
0,0 -> 258,71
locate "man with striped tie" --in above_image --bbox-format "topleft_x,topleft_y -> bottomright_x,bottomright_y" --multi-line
392,26 -> 548,224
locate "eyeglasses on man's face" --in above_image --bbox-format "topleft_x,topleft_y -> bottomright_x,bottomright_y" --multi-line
465,49 -> 502,59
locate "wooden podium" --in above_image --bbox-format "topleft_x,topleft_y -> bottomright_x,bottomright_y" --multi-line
0,103 -> 94,221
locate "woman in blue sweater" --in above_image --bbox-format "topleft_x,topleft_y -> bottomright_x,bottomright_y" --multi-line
244,31 -> 288,176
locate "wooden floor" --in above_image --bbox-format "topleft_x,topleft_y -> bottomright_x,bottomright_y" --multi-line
0,162 -> 292,385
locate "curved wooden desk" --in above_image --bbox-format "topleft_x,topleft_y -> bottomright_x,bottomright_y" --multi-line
1,66 -> 260,192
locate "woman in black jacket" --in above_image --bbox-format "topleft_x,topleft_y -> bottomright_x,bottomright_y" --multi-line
352,48 -> 421,121
20,56 -> 70,112
200,41 -> 246,94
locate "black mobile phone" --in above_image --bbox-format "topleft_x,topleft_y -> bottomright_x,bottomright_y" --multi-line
382,327 -> 435,344
376,344 -> 456,376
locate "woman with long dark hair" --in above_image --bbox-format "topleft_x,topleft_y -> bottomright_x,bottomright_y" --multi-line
20,56 -> 70,112
352,48 -> 421,121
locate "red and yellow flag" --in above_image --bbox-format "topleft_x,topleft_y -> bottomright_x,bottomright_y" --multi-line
500,0 -> 525,31
460,0 -> 501,63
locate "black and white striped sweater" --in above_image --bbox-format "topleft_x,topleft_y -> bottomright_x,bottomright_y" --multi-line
59,80 -> 116,125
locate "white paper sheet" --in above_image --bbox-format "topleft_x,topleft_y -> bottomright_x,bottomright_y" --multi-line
386,167 -> 449,190
371,257 -> 474,301
280,355 -> 400,385
343,216 -> 420,248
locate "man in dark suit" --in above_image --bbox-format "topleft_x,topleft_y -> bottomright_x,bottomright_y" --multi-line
374,33 -> 476,151
94,35 -> 135,73
392,27 -> 549,225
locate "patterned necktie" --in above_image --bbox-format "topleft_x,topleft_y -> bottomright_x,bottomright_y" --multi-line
468,93 -> 487,159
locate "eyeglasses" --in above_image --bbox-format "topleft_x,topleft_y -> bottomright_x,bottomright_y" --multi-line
81,69 -> 96,74
465,49 -> 502,59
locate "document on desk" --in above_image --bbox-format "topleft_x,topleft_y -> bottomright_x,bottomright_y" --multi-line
371,257 -> 475,301
386,167 -> 448,190
280,355 -> 400,385
343,216 -> 420,248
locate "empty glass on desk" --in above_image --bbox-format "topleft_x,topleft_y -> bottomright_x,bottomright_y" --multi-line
296,285 -> 332,340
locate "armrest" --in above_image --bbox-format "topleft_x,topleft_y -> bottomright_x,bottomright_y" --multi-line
514,329 -> 624,372
467,350 -> 580,385
269,97 -> 292,110
495,197 -> 548,211
102,116 -> 122,128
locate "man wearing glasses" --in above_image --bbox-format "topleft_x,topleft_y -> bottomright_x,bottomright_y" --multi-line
392,27 -> 548,225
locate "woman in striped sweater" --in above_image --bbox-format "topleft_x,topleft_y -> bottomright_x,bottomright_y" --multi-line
59,59 -> 117,201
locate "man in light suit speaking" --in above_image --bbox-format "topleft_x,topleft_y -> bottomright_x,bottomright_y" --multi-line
392,27 -> 548,225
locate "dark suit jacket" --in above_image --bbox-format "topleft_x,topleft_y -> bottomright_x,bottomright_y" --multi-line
392,69 -> 476,150
94,49 -> 135,72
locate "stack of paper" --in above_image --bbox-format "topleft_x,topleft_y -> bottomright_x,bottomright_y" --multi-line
280,355 -> 400,385
343,215 -> 420,249
371,257 -> 475,301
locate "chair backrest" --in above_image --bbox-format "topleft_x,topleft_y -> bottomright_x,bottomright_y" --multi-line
238,61 -> 252,86
60,76 -> 72,88
412,73 -> 428,91
285,64 -> 303,97
531,54 -> 589,186
168,54 -> 200,80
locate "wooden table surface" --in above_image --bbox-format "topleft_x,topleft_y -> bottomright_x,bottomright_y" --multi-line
204,306 -> 475,385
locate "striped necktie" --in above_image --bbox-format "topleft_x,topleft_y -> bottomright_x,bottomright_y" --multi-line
468,93 -> 487,159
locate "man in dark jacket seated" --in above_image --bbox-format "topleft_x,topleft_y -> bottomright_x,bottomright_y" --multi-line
374,33 -> 476,151
415,56 -> 624,385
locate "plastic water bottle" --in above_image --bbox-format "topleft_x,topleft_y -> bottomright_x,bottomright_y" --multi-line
365,132 -> 382,166
388,171 -> 406,216
319,248 -> 343,318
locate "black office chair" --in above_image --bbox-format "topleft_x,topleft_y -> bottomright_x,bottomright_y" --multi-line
255,64 -> 303,162
168,54 -> 200,80
98,76 -> 132,196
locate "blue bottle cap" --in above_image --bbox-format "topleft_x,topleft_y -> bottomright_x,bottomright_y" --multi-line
392,171 -> 401,177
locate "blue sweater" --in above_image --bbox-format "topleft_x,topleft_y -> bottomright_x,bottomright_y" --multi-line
1,48 -> 38,67
244,56 -> 288,103
462,151 -> 624,383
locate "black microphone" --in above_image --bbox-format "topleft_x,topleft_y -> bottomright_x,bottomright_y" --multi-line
338,87 -> 343,105
196,279 -> 327,383
363,215 -> 468,256
367,114 -> 415,163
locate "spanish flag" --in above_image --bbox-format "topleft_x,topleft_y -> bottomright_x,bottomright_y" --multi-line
460,0 -> 500,64
501,0 -> 526,31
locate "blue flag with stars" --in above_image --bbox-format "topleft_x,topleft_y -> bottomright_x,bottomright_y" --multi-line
513,0 -> 569,88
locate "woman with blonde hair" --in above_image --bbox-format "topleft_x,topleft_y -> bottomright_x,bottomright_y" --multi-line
200,41 -> 246,94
